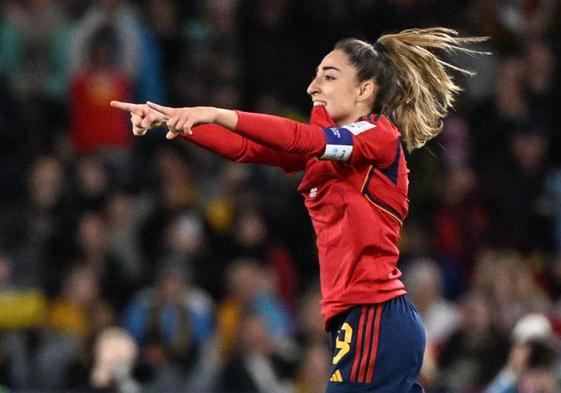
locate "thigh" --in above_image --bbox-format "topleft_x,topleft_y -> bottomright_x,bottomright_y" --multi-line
325,296 -> 426,393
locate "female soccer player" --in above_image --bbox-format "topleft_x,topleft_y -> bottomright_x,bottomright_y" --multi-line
112,28 -> 486,392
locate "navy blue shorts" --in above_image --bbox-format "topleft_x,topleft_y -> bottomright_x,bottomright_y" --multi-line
326,295 -> 425,393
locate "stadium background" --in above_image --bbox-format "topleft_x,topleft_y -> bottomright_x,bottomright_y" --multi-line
0,0 -> 560,392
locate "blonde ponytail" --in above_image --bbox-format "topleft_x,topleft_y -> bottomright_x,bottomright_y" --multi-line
376,28 -> 488,151
335,28 -> 488,152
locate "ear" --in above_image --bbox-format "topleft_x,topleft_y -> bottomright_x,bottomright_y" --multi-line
356,80 -> 375,103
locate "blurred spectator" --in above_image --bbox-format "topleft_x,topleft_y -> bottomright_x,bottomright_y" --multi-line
473,249 -> 552,333
67,0 -> 165,104
43,206 -> 135,310
63,302 -> 123,391
181,0 -> 241,108
524,38 -> 557,121
216,259 -> 293,363
204,162 -> 252,236
141,0 -> 187,105
0,253 -> 46,390
440,114 -> 472,169
41,264 -> 99,338
73,155 -> 114,211
219,311 -> 293,393
470,55 -> 528,174
132,11 -> 166,106
432,165 -> 490,277
0,71 -> 28,207
293,286 -> 325,347
75,210 -> 136,312
123,254 -> 214,391
437,291 -> 510,392
161,210 -> 221,298
91,327 -> 140,393
26,155 -> 66,221
66,0 -> 141,80
0,0 -> 70,98
138,144 -> 201,275
292,342 -> 330,393
227,206 -> 299,311
0,328 -> 32,390
485,123 -> 553,251
290,286 -> 330,392
9,155 -> 65,290
0,254 -> 47,330
486,313 -> 560,393
104,191 -> 146,281
33,265 -> 100,389
523,37 -> 561,167
68,23 -> 133,156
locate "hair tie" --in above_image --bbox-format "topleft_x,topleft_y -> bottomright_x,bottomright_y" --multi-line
373,41 -> 387,54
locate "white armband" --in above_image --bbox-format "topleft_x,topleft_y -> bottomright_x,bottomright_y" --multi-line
321,127 -> 354,161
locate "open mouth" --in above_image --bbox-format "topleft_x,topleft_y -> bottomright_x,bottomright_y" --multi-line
313,101 -> 327,106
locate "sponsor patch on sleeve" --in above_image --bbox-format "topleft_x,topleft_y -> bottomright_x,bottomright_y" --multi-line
321,127 -> 354,161
342,121 -> 376,135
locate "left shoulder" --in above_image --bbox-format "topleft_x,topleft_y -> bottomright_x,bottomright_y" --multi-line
340,120 -> 377,135
345,115 -> 400,139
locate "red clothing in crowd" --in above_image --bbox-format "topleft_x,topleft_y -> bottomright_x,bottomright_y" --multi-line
185,105 -> 409,327
70,70 -> 132,155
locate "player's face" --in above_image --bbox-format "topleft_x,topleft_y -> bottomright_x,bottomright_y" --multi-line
307,49 -> 366,126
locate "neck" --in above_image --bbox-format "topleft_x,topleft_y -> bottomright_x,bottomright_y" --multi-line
335,110 -> 370,126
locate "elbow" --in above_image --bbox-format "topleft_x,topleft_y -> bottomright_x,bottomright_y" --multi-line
231,142 -> 252,163
233,154 -> 251,163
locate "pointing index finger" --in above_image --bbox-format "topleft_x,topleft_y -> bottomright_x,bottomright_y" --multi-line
147,101 -> 173,115
110,101 -> 144,114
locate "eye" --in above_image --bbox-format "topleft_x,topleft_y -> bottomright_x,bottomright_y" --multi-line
324,75 -> 336,81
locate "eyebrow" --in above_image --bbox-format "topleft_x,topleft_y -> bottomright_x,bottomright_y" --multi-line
316,66 -> 342,73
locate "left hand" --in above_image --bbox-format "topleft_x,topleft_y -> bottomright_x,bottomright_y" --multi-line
147,102 -> 219,139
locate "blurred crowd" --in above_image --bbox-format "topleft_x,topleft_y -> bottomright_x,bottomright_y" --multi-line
0,0 -> 560,392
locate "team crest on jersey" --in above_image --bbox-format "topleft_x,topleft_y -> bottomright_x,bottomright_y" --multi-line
342,121 -> 376,135
309,187 -> 318,198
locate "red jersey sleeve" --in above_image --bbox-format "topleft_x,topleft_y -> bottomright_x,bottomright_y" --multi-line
234,111 -> 400,168
234,111 -> 326,156
184,123 -> 306,173
349,117 -> 401,168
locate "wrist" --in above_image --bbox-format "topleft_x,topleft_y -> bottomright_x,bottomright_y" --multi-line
215,108 -> 238,130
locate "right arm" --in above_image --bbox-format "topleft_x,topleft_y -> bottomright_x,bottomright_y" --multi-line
112,101 -> 402,170
186,122 -> 306,173
110,101 -> 306,173
156,104 -> 400,168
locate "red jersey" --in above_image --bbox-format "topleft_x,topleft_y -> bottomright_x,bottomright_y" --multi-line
185,105 -> 409,327
70,70 -> 132,155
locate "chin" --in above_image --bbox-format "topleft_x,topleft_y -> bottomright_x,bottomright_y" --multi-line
325,107 -> 338,120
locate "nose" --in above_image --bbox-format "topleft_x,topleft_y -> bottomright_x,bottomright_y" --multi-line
307,77 -> 319,96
